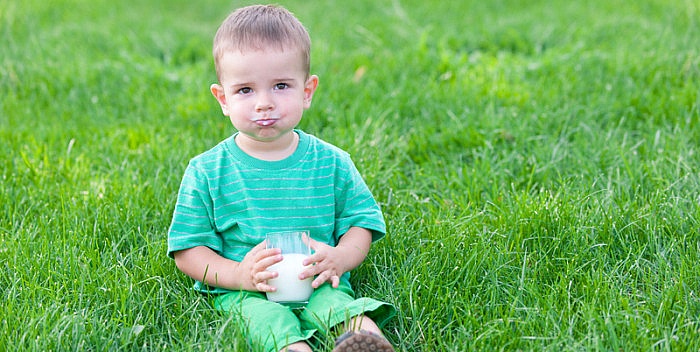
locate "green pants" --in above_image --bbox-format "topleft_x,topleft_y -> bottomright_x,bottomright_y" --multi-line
213,282 -> 395,352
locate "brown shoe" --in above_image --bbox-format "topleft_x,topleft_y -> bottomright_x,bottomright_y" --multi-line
332,330 -> 395,352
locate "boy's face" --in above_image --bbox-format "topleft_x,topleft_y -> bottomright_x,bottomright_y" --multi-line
211,48 -> 318,144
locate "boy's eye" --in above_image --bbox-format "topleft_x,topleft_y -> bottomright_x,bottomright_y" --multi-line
238,87 -> 252,94
274,83 -> 288,90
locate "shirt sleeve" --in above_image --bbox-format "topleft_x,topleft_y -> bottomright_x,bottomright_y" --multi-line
333,153 -> 387,243
167,162 -> 222,258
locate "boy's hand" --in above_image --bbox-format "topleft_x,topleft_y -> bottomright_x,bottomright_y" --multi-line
235,241 -> 282,292
300,239 -> 345,288
299,227 -> 372,289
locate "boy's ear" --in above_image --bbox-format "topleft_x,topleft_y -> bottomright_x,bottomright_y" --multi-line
303,75 -> 319,109
210,83 -> 229,116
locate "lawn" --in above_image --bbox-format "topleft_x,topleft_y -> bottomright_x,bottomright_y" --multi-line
1,0 -> 699,350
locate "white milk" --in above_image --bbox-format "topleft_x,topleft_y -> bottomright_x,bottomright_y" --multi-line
266,253 -> 314,303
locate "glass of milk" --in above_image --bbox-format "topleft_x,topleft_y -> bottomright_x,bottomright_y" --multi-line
265,231 -> 314,305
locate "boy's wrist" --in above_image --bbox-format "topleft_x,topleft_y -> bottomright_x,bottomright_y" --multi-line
334,244 -> 364,273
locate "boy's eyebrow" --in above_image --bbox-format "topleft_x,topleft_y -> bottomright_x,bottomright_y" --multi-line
228,77 -> 298,88
269,76 -> 298,82
227,82 -> 253,90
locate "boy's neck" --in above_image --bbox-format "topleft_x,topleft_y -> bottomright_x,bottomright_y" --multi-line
235,131 -> 299,161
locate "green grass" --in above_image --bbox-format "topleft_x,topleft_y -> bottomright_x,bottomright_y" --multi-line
2,0 -> 699,350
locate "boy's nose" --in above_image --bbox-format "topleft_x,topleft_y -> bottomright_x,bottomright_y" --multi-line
255,93 -> 274,112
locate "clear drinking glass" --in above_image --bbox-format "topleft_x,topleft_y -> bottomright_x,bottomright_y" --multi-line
265,231 -> 314,305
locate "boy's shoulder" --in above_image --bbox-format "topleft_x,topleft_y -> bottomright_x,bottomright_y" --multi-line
186,135 -> 235,170
301,130 -> 350,159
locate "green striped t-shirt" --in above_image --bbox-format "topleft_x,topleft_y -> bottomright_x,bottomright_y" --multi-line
167,130 -> 386,293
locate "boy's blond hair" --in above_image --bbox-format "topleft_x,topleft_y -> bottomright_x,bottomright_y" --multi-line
213,5 -> 311,81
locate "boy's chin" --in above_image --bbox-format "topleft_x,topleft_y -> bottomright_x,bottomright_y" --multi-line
240,129 -> 295,143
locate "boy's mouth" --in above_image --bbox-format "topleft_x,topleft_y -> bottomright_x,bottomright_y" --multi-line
256,119 -> 277,127
252,117 -> 279,127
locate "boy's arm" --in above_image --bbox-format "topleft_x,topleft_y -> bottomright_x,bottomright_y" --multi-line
173,243 -> 282,292
334,226 -> 372,271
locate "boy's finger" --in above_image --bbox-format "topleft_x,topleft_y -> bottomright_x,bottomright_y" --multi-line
255,269 -> 278,281
305,236 -> 320,250
299,263 -> 318,280
248,241 -> 267,256
302,233 -> 313,247
311,271 -> 335,288
255,281 -> 276,293
256,247 -> 281,261
302,252 -> 322,266
257,253 -> 282,271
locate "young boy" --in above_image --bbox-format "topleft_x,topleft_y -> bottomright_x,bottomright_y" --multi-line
167,5 -> 396,352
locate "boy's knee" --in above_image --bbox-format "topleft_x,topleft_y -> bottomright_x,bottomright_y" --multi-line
347,315 -> 381,333
280,341 -> 312,352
